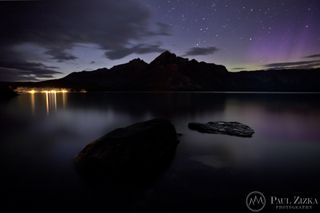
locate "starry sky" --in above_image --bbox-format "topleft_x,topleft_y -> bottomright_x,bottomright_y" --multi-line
0,0 -> 320,81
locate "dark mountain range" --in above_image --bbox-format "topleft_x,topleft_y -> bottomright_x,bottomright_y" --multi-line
13,51 -> 320,91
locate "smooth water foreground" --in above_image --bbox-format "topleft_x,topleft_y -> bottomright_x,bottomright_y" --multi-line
1,93 -> 320,212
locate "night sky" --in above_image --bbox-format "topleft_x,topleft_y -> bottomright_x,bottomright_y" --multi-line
0,0 -> 320,81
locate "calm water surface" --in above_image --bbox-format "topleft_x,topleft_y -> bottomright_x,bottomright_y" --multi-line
1,93 -> 320,212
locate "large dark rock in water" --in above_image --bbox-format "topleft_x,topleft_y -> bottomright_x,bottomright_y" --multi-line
188,121 -> 254,137
75,119 -> 179,182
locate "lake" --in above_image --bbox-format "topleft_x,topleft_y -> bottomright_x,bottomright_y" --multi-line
1,92 -> 320,212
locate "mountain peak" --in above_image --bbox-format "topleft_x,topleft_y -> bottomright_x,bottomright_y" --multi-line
111,57 -> 147,71
151,51 -> 178,65
129,58 -> 145,63
160,50 -> 176,57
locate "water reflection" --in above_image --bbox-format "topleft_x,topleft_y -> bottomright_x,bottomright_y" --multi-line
28,92 -> 68,115
1,93 -> 320,213
30,92 -> 35,115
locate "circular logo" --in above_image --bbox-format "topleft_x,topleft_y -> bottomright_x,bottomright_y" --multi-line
246,191 -> 266,212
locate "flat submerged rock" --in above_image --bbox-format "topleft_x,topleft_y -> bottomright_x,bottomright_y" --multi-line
188,121 -> 255,137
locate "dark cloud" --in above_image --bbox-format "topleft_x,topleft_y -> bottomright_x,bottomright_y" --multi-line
0,45 -> 61,81
0,0 -> 170,56
0,0 -> 170,81
105,44 -> 165,60
0,61 -> 61,82
183,47 -> 219,57
45,48 -> 78,62
305,54 -> 320,59
264,60 -> 320,70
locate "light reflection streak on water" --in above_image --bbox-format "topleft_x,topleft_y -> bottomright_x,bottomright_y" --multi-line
62,92 -> 67,109
45,92 -> 50,114
30,92 -> 35,115
28,91 -> 68,115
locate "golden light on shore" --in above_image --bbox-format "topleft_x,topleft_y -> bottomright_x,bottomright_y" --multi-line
15,87 -> 89,94
15,87 -> 70,94
29,89 -> 36,94
38,89 -> 69,94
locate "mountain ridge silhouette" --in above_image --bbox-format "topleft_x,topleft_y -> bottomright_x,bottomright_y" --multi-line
12,51 -> 320,91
